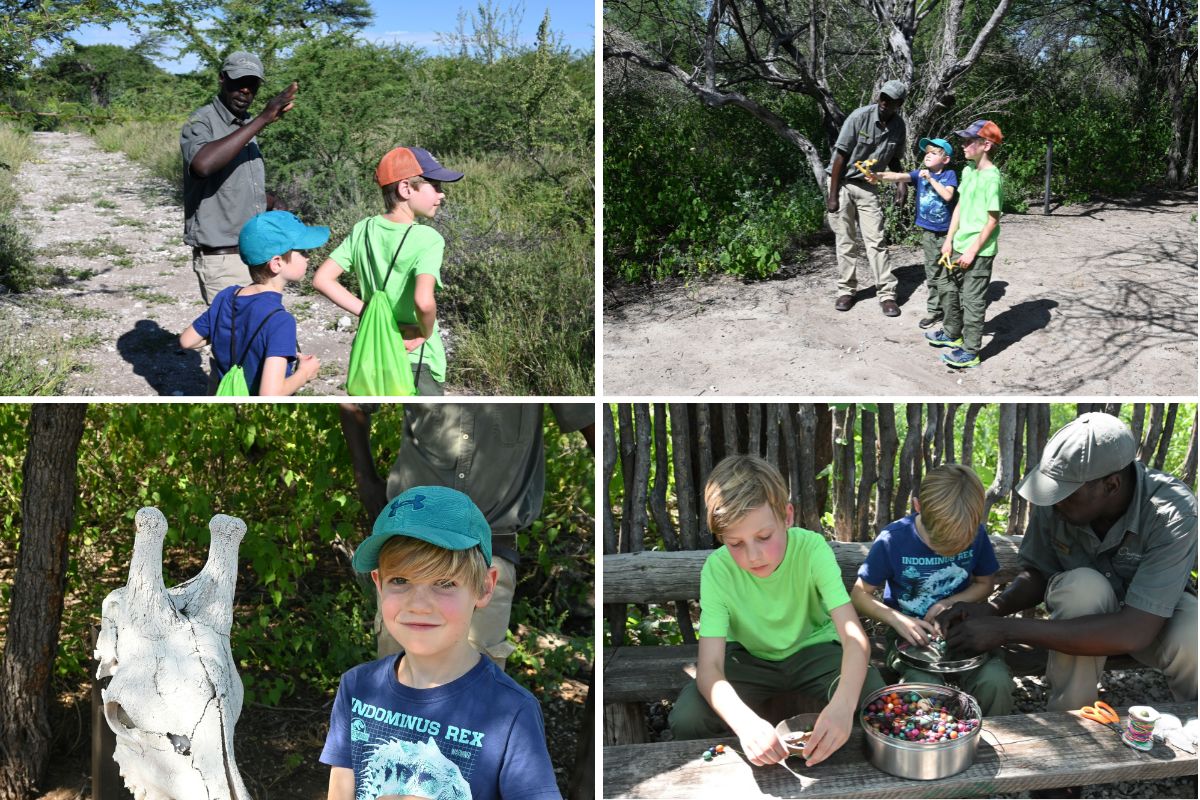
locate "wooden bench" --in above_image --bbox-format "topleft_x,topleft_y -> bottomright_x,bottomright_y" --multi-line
603,536 -> 1146,745
603,702 -> 1198,798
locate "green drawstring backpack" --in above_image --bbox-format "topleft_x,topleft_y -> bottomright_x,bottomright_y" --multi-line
214,289 -> 282,396
346,222 -> 423,396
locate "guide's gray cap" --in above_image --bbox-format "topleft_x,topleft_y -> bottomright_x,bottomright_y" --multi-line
1016,413 -> 1137,506
880,80 -> 908,101
221,51 -> 264,80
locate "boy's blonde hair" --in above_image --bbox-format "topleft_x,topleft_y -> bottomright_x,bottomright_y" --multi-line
376,535 -> 489,597
919,464 -> 985,555
704,454 -> 789,540
381,176 -> 429,212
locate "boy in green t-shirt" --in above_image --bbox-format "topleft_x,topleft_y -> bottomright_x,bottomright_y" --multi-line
313,146 -> 463,394
668,455 -> 885,767
924,120 -> 1004,369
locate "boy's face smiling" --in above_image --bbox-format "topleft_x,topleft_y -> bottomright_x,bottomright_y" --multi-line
373,565 -> 496,660
720,502 -> 793,578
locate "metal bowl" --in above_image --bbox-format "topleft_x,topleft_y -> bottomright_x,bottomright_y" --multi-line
860,683 -> 982,780
894,638 -> 987,674
774,716 -> 812,757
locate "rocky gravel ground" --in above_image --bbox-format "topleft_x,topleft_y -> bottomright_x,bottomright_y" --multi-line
643,667 -> 1196,798
6,131 -> 358,396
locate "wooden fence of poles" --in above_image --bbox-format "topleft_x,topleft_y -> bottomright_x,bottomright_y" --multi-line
603,403 -> 1197,642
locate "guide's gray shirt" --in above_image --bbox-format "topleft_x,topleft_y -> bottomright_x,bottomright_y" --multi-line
826,103 -> 907,181
181,96 -> 266,248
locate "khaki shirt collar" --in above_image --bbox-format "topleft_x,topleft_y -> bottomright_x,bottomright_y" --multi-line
210,95 -> 245,126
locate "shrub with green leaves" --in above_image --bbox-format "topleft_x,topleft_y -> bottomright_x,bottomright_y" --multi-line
0,404 -> 594,704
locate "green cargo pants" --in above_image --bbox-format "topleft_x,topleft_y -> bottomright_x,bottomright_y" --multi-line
668,640 -> 886,740
937,252 -> 994,354
920,229 -> 948,318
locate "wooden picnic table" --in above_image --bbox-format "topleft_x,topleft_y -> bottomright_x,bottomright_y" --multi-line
603,702 -> 1197,798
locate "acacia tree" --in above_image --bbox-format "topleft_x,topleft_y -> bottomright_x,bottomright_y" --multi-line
0,404 -> 87,800
133,0 -> 373,74
604,0 -> 1012,189
0,0 -> 131,85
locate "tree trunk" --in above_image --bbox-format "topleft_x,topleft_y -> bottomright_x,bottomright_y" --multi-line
962,403 -> 982,467
986,404 -> 1018,517
1139,404 -> 1164,465
796,404 -> 821,531
602,407 -> 618,555
650,404 -> 677,551
855,408 -> 877,541
617,404 -> 636,552
1154,404 -> 1178,471
831,405 -> 856,541
875,404 -> 898,533
1181,408 -> 1197,489
669,404 -> 700,550
0,404 -> 87,800
894,404 -> 923,519
630,404 -> 652,552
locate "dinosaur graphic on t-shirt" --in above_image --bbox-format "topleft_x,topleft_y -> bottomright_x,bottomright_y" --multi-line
357,736 -> 471,800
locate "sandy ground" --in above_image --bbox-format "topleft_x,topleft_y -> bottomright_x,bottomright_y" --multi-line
6,131 -> 359,396
604,191 -> 1199,395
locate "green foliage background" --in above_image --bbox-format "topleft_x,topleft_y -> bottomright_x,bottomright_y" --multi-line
605,2 -> 1196,282
0,403 -> 594,705
0,9 -> 594,395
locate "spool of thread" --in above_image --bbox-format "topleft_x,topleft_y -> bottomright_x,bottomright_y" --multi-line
1122,705 -> 1159,750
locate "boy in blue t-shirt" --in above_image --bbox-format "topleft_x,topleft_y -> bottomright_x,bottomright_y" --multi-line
179,211 -> 326,395
321,486 -> 561,800
851,464 -> 1013,715
870,137 -> 958,329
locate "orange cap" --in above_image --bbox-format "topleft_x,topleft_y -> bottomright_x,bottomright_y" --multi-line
375,147 -> 422,186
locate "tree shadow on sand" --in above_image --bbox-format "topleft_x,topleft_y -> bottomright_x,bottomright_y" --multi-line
116,319 -> 207,396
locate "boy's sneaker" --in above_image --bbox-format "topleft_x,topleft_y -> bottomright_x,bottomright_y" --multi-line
942,348 -> 980,368
924,329 -> 962,348
918,315 -> 942,329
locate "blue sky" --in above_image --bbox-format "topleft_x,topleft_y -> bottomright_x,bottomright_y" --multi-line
62,1 -> 595,74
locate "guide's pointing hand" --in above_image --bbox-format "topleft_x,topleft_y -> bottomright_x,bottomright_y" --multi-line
262,81 -> 298,124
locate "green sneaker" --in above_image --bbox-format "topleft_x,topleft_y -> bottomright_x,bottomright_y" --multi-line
924,329 -> 962,348
942,348 -> 981,368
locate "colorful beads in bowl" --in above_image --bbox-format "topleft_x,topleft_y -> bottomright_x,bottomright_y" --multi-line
862,690 -> 979,743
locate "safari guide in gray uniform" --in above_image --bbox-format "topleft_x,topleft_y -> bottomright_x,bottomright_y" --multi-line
181,51 -> 298,304
941,412 -> 1197,712
825,80 -> 909,317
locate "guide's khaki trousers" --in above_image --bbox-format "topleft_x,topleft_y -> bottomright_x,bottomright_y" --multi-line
827,179 -> 896,302
192,250 -> 250,306
1043,567 -> 1197,711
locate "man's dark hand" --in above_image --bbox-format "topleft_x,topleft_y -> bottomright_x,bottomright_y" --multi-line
260,81 -> 298,125
266,193 -> 287,211
826,193 -> 840,214
945,615 -> 1008,656
357,472 -> 388,522
935,600 -> 999,634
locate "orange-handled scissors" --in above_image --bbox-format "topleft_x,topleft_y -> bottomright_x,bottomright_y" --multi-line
1078,700 -> 1122,736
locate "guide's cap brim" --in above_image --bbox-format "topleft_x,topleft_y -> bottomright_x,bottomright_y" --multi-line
1016,412 -> 1136,506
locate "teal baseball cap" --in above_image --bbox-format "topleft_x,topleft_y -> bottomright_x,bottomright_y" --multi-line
238,211 -> 330,266
919,137 -> 953,157
353,486 -> 492,571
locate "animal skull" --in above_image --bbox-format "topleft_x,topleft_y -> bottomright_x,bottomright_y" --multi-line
95,507 -> 251,800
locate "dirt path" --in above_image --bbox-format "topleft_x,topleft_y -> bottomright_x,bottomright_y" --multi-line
604,191 -> 1198,395
8,131 -> 354,396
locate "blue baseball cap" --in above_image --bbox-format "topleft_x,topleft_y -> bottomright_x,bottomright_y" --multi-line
919,137 -> 953,157
238,211 -> 330,266
353,486 -> 492,571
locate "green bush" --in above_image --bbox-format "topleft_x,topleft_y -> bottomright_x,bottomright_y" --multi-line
0,122 -> 36,293
0,404 -> 594,702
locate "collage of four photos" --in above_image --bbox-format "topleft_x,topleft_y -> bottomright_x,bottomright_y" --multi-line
0,1 -> 1196,800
